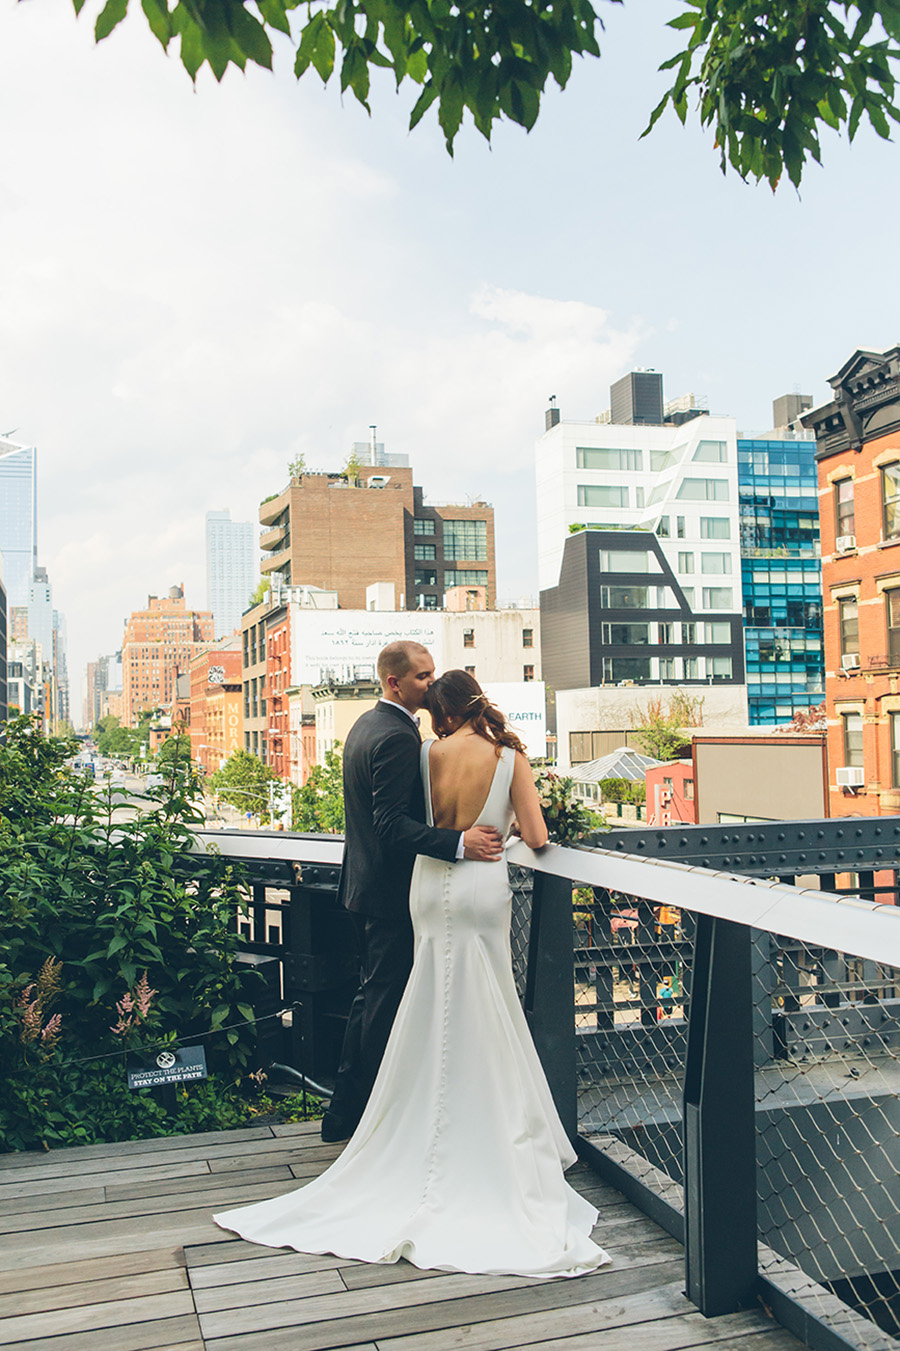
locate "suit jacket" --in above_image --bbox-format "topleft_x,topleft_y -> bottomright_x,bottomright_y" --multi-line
338,701 -> 459,921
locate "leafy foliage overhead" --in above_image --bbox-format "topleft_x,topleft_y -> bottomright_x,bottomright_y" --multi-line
69,0 -> 900,183
647,0 -> 900,188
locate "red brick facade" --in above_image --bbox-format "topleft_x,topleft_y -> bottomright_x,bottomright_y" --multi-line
806,347 -> 900,819
265,611 -> 291,780
121,589 -> 214,725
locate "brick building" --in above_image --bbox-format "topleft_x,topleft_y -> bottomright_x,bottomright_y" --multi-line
803,346 -> 900,816
205,675 -> 243,773
121,586 -> 214,726
265,608 -> 292,780
258,466 -> 495,610
187,639 -> 242,774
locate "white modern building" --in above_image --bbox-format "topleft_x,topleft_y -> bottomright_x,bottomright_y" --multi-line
536,388 -> 746,694
206,509 -> 257,639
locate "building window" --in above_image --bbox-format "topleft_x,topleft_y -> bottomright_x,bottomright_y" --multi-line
415,568 -> 438,586
676,478 -> 729,501
710,656 -> 733,680
702,587 -> 733,610
701,552 -> 732,574
892,714 -> 900,788
693,440 -> 728,463
524,665 -> 534,681
838,596 -> 859,658
635,487 -> 645,508
841,711 -> 864,768
883,464 -> 900,540
659,657 -> 676,679
578,485 -> 628,508
676,517 -> 686,538
658,622 -> 674,644
443,519 -> 487,561
414,543 -> 436,561
657,516 -> 670,537
683,656 -> 699,678
414,518 -> 436,535
465,665 -> 475,676
706,621 -> 731,644
601,549 -> 650,572
684,778 -> 695,800
834,479 -> 855,540
602,622 -> 650,645
601,656 -> 652,682
523,629 -> 533,648
577,446 -> 643,471
700,517 -> 731,539
678,552 -> 694,574
463,630 -> 475,648
420,594 -> 439,609
681,622 -> 696,644
444,569 -> 488,588
600,585 -> 649,609
887,590 -> 900,665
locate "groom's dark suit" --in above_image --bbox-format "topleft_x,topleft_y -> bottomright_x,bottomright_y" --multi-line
324,700 -> 459,1136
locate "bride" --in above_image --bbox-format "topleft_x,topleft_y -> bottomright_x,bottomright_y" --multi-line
215,671 -> 611,1279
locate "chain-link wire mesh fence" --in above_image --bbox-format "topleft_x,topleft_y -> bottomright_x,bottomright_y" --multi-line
571,877 -> 900,1348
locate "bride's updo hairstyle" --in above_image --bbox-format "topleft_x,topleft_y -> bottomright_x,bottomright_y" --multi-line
425,670 -> 527,756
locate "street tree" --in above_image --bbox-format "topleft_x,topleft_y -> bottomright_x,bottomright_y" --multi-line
292,743 -> 345,833
94,713 -> 151,759
208,749 -> 281,819
65,0 -> 900,186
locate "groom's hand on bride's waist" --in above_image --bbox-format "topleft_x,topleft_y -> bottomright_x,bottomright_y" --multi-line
462,826 -> 505,861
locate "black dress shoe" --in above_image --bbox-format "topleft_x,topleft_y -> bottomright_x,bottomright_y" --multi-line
320,1110 -> 358,1143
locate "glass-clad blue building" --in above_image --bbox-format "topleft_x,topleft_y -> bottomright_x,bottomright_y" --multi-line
738,437 -> 823,724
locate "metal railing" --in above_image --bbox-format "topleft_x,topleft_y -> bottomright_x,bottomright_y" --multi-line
192,823 -> 900,1351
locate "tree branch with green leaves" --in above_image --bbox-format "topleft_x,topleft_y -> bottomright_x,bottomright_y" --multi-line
70,0 -> 900,184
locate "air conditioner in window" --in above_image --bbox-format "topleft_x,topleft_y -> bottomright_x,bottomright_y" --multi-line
836,535 -> 857,552
841,653 -> 860,671
836,766 -> 865,788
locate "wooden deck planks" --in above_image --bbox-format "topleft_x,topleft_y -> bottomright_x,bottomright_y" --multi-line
0,1122 -> 807,1351
200,1257 -> 688,1351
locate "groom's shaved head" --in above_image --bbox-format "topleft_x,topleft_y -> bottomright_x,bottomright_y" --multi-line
377,641 -> 430,691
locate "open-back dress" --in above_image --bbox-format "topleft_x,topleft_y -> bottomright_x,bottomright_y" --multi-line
214,742 -> 611,1278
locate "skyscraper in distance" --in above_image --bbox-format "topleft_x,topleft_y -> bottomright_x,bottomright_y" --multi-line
0,438 -> 37,609
206,509 -> 257,639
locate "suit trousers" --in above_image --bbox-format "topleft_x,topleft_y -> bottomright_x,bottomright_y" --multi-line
328,910 -> 414,1125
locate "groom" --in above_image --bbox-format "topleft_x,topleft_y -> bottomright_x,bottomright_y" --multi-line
320,640 -> 504,1143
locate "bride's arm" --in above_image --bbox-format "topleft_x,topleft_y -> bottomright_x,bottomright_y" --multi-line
510,752 -> 549,850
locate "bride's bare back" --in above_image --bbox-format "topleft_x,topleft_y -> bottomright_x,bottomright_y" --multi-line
428,729 -> 548,848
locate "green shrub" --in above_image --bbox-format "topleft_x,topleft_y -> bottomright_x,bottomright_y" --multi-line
0,716 -> 261,1151
599,778 -> 646,805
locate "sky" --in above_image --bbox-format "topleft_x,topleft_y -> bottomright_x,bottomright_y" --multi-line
1,0 -> 898,711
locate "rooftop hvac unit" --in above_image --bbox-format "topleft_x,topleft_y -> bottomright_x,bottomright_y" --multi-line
836,535 -> 857,552
836,766 -> 865,787
367,475 -> 391,488
841,653 -> 860,671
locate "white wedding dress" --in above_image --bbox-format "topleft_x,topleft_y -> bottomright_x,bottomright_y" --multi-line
214,743 -> 611,1278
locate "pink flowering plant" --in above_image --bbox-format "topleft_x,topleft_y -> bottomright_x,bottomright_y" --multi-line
531,764 -> 604,844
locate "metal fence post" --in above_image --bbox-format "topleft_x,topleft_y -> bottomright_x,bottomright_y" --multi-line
684,914 -> 758,1316
525,870 -> 577,1140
